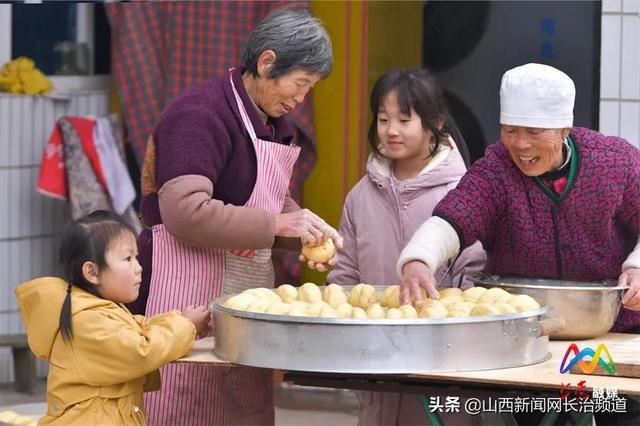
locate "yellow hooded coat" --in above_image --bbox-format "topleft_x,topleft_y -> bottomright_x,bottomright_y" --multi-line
14,277 -> 196,425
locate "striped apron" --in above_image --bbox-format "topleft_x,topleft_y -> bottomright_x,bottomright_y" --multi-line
144,70 -> 300,426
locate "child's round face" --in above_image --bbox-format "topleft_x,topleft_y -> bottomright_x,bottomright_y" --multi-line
96,231 -> 142,304
377,90 -> 432,161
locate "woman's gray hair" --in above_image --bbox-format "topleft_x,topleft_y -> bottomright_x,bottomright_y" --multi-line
243,8 -> 333,79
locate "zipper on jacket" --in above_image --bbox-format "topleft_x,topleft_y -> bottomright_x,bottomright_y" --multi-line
389,176 -> 406,245
552,204 -> 563,277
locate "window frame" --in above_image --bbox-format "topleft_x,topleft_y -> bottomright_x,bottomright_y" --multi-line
1,3 -> 98,77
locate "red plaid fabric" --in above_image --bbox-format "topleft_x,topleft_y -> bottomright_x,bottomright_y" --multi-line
107,1 -> 315,284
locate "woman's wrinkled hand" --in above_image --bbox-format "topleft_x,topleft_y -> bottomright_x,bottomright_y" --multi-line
618,268 -> 640,310
275,209 -> 342,247
181,305 -> 212,338
400,260 -> 439,307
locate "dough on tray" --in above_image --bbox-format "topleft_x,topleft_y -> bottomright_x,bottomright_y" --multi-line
508,294 -> 541,312
336,303 -> 354,318
307,301 -> 330,316
438,288 -> 463,299
418,306 -> 447,318
469,303 -> 501,317
288,302 -> 311,317
380,285 -> 401,308
348,283 -> 378,309
223,294 -> 258,311
478,287 -> 513,304
265,302 -> 291,315
323,284 -> 348,308
366,303 -> 386,319
245,299 -> 271,313
447,309 -> 470,318
446,301 -> 475,315
386,308 -> 404,319
351,307 -> 368,320
298,282 -> 323,303
318,305 -> 338,318
462,286 -> 487,302
243,287 -> 281,303
275,284 -> 298,302
493,302 -> 518,314
398,304 -> 418,319
438,296 -> 465,309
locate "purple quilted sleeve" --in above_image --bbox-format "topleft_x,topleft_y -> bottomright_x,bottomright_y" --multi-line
433,146 -> 506,249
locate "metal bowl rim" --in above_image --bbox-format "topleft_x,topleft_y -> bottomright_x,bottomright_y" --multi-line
210,299 -> 550,325
474,275 -> 629,292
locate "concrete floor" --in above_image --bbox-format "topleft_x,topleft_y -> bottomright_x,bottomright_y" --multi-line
0,380 -> 359,425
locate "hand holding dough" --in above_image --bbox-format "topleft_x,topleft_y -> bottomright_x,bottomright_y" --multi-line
301,238 -> 336,263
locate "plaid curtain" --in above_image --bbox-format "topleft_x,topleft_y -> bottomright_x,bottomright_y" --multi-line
107,1 -> 315,284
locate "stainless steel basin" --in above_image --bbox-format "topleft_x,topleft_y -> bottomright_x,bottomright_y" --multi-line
473,275 -> 628,340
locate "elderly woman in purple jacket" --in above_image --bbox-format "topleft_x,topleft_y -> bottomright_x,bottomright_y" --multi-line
135,8 -> 341,426
398,63 -> 640,334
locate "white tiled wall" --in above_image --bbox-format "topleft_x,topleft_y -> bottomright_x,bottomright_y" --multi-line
0,91 -> 109,383
600,0 -> 640,146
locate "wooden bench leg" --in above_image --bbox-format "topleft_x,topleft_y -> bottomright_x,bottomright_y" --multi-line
12,347 -> 36,394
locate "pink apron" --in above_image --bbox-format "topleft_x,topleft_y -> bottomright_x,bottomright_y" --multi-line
144,70 -> 300,425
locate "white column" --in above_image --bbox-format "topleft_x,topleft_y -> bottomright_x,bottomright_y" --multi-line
0,4 -> 11,65
76,2 -> 95,74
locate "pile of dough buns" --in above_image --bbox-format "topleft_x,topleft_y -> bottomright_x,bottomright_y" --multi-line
223,283 -> 541,320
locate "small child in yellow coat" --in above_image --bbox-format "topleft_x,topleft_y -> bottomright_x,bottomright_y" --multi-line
15,210 -> 210,425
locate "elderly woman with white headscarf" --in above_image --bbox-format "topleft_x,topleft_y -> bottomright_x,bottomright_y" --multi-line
397,63 -> 640,332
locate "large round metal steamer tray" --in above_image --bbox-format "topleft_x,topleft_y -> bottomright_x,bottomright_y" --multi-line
473,275 -> 628,340
210,285 -> 551,374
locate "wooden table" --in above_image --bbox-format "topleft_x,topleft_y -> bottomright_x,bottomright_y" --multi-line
177,332 -> 640,396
